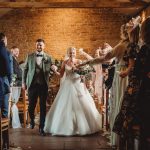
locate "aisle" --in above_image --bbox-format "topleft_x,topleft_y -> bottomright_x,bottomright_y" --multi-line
9,128 -> 113,150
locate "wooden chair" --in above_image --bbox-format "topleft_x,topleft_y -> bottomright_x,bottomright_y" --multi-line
47,84 -> 59,107
0,109 -> 9,150
16,88 -> 29,128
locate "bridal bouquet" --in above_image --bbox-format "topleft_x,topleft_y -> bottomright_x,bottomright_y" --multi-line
74,64 -> 95,75
74,64 -> 95,82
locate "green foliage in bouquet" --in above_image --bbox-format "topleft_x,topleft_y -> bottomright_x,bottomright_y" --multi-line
74,65 -> 96,82
74,65 -> 96,76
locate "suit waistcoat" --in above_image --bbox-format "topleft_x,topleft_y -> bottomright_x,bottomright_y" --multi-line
31,62 -> 46,86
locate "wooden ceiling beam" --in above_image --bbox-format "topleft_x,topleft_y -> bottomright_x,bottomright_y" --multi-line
0,1 -> 148,8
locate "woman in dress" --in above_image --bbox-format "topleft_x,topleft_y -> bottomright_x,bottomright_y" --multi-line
79,44 -> 112,103
78,24 -> 131,146
134,17 -> 150,150
44,47 -> 102,136
113,24 -> 140,149
79,45 -> 112,131
79,47 -> 103,104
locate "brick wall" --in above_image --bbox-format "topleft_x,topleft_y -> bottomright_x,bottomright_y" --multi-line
0,8 -> 127,61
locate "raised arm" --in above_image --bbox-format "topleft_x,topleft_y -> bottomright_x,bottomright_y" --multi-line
79,48 -> 93,60
79,40 -> 128,67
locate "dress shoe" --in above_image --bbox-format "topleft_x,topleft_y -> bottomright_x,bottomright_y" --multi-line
39,128 -> 46,136
30,121 -> 35,129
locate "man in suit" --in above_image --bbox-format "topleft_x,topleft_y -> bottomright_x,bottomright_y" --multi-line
11,46 -> 22,86
0,33 -> 12,110
22,39 -> 56,136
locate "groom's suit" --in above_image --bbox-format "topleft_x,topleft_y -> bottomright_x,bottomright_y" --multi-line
23,52 -> 54,130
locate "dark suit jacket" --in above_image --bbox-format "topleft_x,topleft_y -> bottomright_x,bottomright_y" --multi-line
13,57 -> 22,80
0,42 -> 11,83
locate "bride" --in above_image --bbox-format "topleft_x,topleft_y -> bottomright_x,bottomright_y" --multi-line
44,47 -> 102,136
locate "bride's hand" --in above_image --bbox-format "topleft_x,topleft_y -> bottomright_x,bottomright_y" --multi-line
51,65 -> 58,72
55,71 -> 60,76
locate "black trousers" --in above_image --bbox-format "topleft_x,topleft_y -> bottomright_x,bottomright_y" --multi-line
28,83 -> 48,129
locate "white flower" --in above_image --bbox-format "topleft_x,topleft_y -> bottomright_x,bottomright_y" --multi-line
42,56 -> 48,63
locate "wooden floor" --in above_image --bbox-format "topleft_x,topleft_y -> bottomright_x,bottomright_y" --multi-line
9,127 -> 113,150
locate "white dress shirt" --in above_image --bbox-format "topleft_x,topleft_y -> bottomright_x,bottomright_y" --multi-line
36,51 -> 44,66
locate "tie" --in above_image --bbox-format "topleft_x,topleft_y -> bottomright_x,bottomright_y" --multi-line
36,54 -> 43,57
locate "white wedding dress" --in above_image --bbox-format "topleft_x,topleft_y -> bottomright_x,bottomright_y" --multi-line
44,64 -> 102,136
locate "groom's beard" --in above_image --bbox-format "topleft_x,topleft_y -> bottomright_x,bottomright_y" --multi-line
37,49 -> 43,52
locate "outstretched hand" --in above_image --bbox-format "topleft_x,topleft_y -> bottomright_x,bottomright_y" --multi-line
75,60 -> 90,68
79,48 -> 84,55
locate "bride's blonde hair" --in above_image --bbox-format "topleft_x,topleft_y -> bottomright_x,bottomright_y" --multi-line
64,47 -> 76,60
67,47 -> 76,56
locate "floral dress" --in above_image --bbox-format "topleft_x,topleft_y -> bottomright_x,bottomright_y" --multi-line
134,44 -> 150,149
113,43 -> 140,139
109,41 -> 129,146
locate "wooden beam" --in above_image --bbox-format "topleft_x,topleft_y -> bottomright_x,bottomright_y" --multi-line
0,1 -> 148,8
133,2 -> 150,17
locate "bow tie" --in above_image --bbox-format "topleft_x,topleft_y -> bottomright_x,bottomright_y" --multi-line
36,54 -> 43,57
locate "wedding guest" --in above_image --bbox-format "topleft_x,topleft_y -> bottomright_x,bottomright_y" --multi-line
134,16 -> 150,150
2,48 -> 13,118
113,22 -> 140,149
78,24 -> 130,146
79,48 -> 103,104
0,33 -> 11,112
11,46 -> 22,86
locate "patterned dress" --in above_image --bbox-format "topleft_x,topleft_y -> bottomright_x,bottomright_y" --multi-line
134,44 -> 150,150
110,42 -> 129,146
113,43 -> 140,140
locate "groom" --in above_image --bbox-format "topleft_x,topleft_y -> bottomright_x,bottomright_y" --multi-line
22,39 -> 56,136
